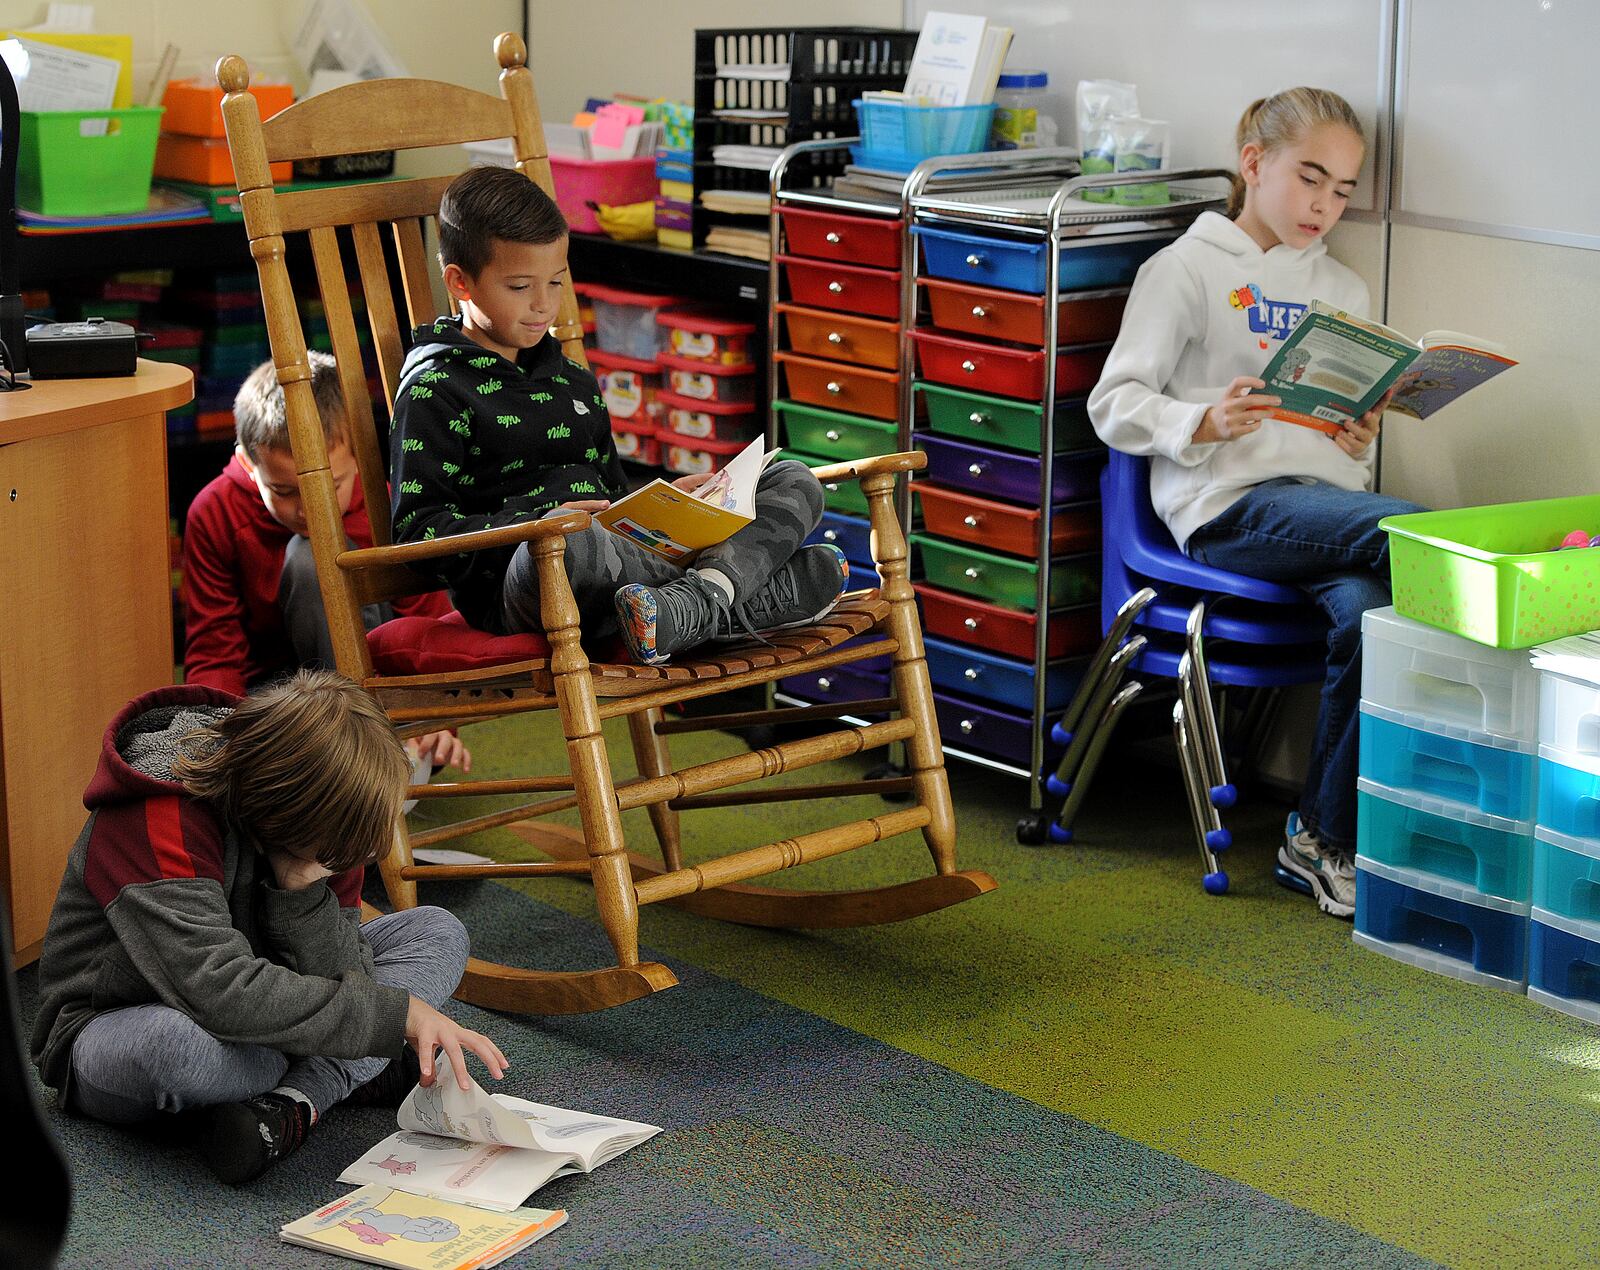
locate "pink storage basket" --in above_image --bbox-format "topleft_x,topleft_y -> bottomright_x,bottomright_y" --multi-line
550,156 -> 656,235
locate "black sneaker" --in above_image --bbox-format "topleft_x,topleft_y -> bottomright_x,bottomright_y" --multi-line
346,1046 -> 422,1110
198,1092 -> 310,1185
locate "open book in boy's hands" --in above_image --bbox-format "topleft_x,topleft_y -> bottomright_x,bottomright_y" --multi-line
595,434 -> 781,563
338,1075 -> 661,1213
1254,299 -> 1517,434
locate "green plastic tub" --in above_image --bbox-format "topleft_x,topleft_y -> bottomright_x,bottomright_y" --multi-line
18,107 -> 164,216
914,381 -> 1098,453
912,534 -> 1098,610
1381,495 -> 1600,648
789,449 -> 872,517
774,401 -> 898,462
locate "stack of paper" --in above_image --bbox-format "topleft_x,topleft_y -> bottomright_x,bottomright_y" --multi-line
711,143 -> 784,171
902,11 -> 1014,107
697,188 -> 770,215
704,224 -> 772,261
1531,633 -> 1600,686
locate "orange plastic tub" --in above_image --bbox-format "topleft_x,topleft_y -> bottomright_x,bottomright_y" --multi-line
776,302 -> 900,370
919,278 -> 1128,347
912,484 -> 1100,557
161,77 -> 294,138
774,351 -> 900,421
155,133 -> 291,184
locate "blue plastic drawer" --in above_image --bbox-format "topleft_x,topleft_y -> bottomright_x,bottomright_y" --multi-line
1528,907 -> 1600,1024
1355,777 -> 1532,903
913,225 -> 1161,295
923,634 -> 1086,711
1537,748 -> 1600,842
1353,856 -> 1530,990
808,511 -> 873,566
1359,704 -> 1535,820
1532,826 -> 1600,926
778,663 -> 889,709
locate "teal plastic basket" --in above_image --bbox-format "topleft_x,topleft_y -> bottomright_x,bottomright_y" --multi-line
851,99 -> 994,172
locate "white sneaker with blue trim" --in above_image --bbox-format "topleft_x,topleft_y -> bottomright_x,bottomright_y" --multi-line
1278,812 -> 1356,919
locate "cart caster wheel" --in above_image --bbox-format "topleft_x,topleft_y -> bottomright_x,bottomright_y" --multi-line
1204,827 -> 1232,852
1203,870 -> 1230,895
1273,863 -> 1314,896
1047,821 -> 1073,844
1209,783 -> 1238,809
864,761 -> 912,802
1016,813 -> 1050,846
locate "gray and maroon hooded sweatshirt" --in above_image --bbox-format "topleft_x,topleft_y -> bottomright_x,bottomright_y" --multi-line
30,685 -> 409,1101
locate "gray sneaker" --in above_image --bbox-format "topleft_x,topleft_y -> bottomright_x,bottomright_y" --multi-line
713,544 -> 850,643
1278,811 -> 1356,919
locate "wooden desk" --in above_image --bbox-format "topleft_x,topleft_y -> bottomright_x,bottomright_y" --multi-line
0,360 -> 194,965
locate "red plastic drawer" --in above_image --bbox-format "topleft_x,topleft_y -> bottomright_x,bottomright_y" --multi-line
912,484 -> 1100,557
919,278 -> 1127,347
779,207 -> 903,268
775,351 -> 900,421
914,584 -> 1099,660
910,328 -> 1110,400
779,254 -> 901,319
659,352 -> 757,405
777,302 -> 900,370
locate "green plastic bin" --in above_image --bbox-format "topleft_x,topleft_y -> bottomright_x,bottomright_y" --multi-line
774,401 -> 898,462
1381,495 -> 1600,648
18,107 -> 164,216
789,449 -> 872,517
914,381 -> 1098,453
912,534 -> 1098,610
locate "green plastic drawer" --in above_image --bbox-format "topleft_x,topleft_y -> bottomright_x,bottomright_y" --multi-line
915,381 -> 1096,453
774,400 -> 898,462
790,449 -> 871,516
913,534 -> 1098,610
1382,495 -> 1600,648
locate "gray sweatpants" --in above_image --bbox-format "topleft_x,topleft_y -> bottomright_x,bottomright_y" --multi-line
501,458 -> 825,637
278,532 -> 394,671
66,907 -> 468,1123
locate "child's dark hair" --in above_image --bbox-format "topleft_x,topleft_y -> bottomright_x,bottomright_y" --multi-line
438,165 -> 568,276
172,669 -> 410,872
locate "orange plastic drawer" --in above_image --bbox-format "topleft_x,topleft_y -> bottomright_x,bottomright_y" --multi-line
155,133 -> 291,184
779,207 -> 902,268
779,254 -> 901,320
161,76 -> 294,138
912,484 -> 1100,557
914,584 -> 1100,660
775,351 -> 900,421
919,278 -> 1127,347
777,302 -> 899,370
910,328 -> 1110,400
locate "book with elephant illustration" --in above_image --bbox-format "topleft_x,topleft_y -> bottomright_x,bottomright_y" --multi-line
336,1076 -> 660,1214
1253,299 -> 1516,434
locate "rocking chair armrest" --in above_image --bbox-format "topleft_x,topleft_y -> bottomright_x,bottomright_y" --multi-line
808,451 -> 928,486
336,509 -> 592,571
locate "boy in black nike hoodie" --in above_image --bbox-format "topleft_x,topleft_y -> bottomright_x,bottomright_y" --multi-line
30,672 -> 508,1184
390,166 -> 847,665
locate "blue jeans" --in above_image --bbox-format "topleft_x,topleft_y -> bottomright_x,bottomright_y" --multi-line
1186,478 -> 1425,852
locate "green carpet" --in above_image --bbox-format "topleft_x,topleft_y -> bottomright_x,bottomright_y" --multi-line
417,708 -> 1600,1270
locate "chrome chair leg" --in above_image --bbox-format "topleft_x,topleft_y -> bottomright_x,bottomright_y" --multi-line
1177,647 -> 1234,866
1049,586 -> 1156,751
1182,601 -> 1236,812
1174,699 -> 1229,894
1039,634 -> 1147,822
1052,681 -> 1143,842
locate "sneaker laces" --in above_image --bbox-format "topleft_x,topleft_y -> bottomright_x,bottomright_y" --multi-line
1324,845 -> 1356,879
661,570 -> 734,649
721,564 -> 804,646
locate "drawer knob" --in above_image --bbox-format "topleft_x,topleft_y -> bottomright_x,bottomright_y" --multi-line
969,411 -> 989,425
824,482 -> 839,491
828,280 -> 844,294
827,331 -> 843,344
963,617 -> 980,631
817,676 -> 832,691
959,718 -> 975,734
964,566 -> 981,580
964,667 -> 980,680
826,429 -> 841,442
825,231 -> 842,244
962,514 -> 980,528
971,305 -> 987,318
960,359 -> 977,373
823,529 -> 838,542
826,381 -> 843,395
965,253 -> 983,267
967,462 -> 986,477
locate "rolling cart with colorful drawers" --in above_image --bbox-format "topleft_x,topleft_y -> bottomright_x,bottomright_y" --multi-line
900,162 -> 1223,809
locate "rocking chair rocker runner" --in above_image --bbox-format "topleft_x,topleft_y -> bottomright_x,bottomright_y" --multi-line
215,33 -> 995,1015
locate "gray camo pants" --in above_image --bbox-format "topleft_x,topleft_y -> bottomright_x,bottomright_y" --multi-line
501,459 -> 825,637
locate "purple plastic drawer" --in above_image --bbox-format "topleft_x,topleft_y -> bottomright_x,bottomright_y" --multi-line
934,691 -> 1053,768
916,432 -> 1105,504
779,663 -> 890,708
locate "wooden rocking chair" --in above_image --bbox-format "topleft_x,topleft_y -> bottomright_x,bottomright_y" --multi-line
215,33 -> 996,1015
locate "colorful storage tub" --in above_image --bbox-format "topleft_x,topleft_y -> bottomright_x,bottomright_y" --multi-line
788,451 -> 871,517
1380,495 -> 1600,649
1353,856 -> 1530,991
913,485 -> 1099,558
913,225 -> 1162,295
660,352 -> 757,405
775,352 -> 899,421
611,417 -> 663,466
919,278 -> 1128,347
916,585 -> 1100,660
588,285 -> 684,360
1360,606 -> 1540,745
774,400 -> 896,462
915,383 -> 1098,453
1528,907 -> 1600,1023
811,512 -> 874,566
550,155 -> 657,235
663,433 -> 745,476
155,132 -> 292,184
778,207 -> 902,269
911,328 -> 1110,400
1537,747 -> 1600,843
587,347 -> 664,425
19,107 -> 165,216
852,99 -> 995,171
776,303 -> 899,370
660,391 -> 760,444
935,692 -> 1057,769
1355,776 -> 1533,903
162,76 -> 294,137
916,433 -> 1105,504
1532,827 -> 1600,927
924,635 -> 1086,711
656,309 -> 755,365
1538,671 -> 1600,768
913,536 -> 1098,611
1358,703 -> 1536,821
778,664 -> 891,711
778,254 -> 901,319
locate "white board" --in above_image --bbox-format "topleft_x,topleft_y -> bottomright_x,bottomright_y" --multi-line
1396,0 -> 1600,247
904,0 -> 1389,211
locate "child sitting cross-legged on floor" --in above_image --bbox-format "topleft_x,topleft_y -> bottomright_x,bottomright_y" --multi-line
388,165 -> 849,664
30,671 -> 508,1185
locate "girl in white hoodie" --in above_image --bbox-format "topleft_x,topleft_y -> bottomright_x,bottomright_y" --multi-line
1088,88 -> 1424,919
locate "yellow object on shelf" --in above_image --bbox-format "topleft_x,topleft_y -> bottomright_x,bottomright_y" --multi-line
594,199 -> 657,242
3,31 -> 134,105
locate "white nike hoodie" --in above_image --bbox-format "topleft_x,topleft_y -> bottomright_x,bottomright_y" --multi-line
1087,210 -> 1373,550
